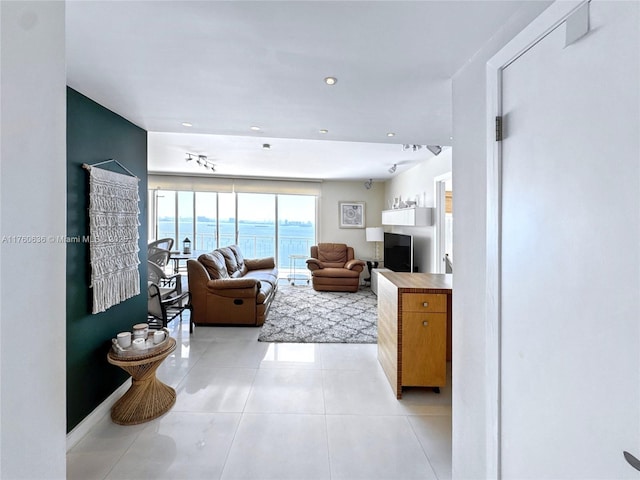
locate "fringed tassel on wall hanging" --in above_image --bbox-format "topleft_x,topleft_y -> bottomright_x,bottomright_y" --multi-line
84,161 -> 140,314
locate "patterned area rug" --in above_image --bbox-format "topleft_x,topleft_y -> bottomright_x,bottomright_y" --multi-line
258,285 -> 378,343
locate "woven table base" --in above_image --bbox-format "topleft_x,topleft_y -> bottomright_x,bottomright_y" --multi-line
108,337 -> 177,425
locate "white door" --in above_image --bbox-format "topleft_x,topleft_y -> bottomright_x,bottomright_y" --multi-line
497,1 -> 639,477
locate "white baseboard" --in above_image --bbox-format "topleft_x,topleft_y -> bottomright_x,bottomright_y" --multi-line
66,378 -> 131,452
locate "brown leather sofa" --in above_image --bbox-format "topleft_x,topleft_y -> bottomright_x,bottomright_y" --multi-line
187,245 -> 278,326
306,243 -> 366,292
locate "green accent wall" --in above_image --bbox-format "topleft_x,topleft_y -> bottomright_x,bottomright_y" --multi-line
66,87 -> 148,432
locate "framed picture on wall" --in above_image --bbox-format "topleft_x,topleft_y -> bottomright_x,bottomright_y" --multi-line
339,201 -> 365,228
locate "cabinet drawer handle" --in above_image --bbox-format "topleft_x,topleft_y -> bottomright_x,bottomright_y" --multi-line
422,302 -> 429,307
422,321 -> 428,326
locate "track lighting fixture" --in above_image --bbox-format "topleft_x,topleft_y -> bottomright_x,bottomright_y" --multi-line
364,179 -> 373,190
427,145 -> 442,156
388,164 -> 397,174
185,152 -> 216,173
402,144 -> 424,152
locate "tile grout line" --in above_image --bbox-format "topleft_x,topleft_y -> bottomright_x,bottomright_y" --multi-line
406,414 -> 442,480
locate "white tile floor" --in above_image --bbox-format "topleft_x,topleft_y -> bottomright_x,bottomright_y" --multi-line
67,314 -> 452,480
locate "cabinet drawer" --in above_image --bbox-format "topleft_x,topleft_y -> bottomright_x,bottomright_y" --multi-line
401,312 -> 447,386
401,293 -> 447,313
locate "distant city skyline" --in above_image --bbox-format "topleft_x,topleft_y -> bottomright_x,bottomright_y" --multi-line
156,191 -> 315,223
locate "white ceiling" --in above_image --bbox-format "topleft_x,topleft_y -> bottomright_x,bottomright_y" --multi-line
66,1 -> 536,181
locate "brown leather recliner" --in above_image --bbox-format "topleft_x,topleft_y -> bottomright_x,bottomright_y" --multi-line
187,245 -> 278,326
306,243 -> 366,292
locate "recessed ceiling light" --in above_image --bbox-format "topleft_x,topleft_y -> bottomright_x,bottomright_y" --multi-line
181,122 -> 193,127
319,129 -> 329,134
250,126 -> 261,131
387,132 -> 395,137
324,77 -> 337,85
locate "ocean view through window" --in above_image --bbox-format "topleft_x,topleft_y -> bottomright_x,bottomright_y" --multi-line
153,190 -> 316,274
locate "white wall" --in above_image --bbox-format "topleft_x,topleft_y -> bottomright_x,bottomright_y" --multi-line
384,149 -> 452,274
0,1 -> 67,478
449,1 -> 553,478
318,180 -> 385,265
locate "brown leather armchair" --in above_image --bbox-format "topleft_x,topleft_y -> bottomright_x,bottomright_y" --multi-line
306,243 -> 365,292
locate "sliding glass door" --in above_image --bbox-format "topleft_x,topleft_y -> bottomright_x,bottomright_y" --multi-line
151,190 -> 316,273
195,192 -> 217,252
218,192 -> 236,248
237,193 -> 276,259
278,195 -> 316,270
177,191 -> 194,250
156,190 -> 176,246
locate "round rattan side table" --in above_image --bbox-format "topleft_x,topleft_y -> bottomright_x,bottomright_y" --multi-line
107,336 -> 177,425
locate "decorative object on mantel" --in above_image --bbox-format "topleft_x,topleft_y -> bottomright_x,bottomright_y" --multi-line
83,160 -> 140,314
391,196 -> 417,209
339,201 -> 365,229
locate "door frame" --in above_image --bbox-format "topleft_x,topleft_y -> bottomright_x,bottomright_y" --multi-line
434,172 -> 452,274
484,1 -> 588,476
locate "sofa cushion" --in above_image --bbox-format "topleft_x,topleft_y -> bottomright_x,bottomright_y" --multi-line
245,269 -> 279,287
312,267 -> 361,278
198,251 -> 230,279
317,243 -> 349,268
229,245 -> 245,270
245,257 -> 275,271
219,245 -> 249,277
218,247 -> 240,276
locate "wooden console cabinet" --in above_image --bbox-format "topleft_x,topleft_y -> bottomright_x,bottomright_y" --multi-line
377,272 -> 452,398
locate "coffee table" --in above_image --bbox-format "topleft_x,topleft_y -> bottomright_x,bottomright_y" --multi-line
107,336 -> 176,425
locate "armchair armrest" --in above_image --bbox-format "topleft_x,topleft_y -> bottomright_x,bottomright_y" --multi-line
344,259 -> 366,272
306,258 -> 323,271
245,257 -> 275,270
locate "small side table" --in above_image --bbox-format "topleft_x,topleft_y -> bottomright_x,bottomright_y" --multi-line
170,252 -> 194,274
288,254 -> 310,285
107,337 -> 177,425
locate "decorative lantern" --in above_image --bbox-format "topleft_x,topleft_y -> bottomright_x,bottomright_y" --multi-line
183,237 -> 191,254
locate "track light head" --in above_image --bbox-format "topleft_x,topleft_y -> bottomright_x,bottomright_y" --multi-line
402,144 -> 424,152
427,145 -> 442,156
185,152 -> 216,173
364,179 -> 373,190
388,164 -> 397,174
